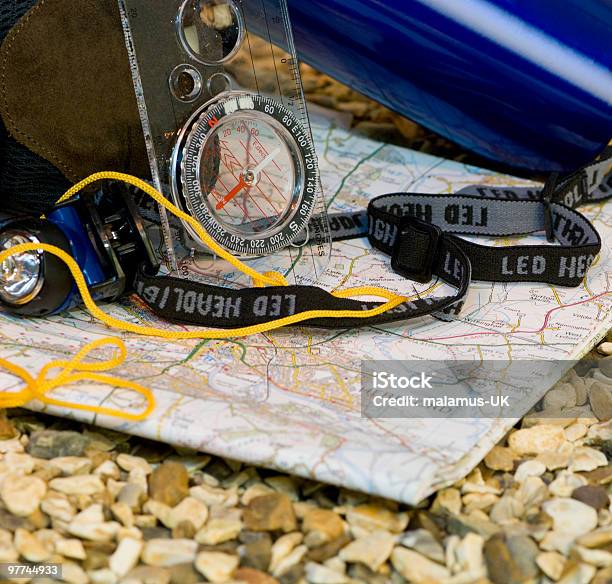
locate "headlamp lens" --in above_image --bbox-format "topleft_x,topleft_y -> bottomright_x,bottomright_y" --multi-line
0,230 -> 43,306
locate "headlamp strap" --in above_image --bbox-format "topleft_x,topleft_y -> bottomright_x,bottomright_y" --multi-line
133,150 -> 611,330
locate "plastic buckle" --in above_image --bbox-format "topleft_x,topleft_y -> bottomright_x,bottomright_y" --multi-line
391,216 -> 442,284
541,171 -> 560,243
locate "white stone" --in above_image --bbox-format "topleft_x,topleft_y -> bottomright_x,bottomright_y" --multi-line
116,453 -> 152,474
564,423 -> 588,442
0,473 -> 46,516
536,551 -> 566,581
41,490 -> 76,522
88,568 -> 118,584
50,456 -> 92,476
509,425 -> 567,455
391,547 -> 451,583
241,483 -> 275,505
549,471 -> 588,497
167,496 -> 208,530
194,551 -> 239,583
141,538 -> 197,566
269,532 -> 303,573
514,460 -> 546,483
14,528 -> 51,562
574,545 -> 612,568
400,529 -> 445,563
305,562 -> 349,584
3,452 -> 35,474
339,530 -> 395,571
555,562 -> 596,584
597,342 -> 612,355
69,520 -> 121,542
109,537 -> 143,578
517,476 -> 549,507
489,495 -> 524,525
455,533 -> 485,574
433,488 -> 462,515
543,498 -> 598,537
111,502 -> 134,528
195,517 -> 242,545
61,560 -> 89,584
49,474 -> 104,495
536,450 -> 571,471
189,484 -> 238,507
568,446 -> 608,472
73,503 -> 105,524
55,538 -> 86,560
142,499 -> 173,527
272,544 -> 308,577
0,528 -> 18,562
540,531 -> 576,556
93,460 -> 120,480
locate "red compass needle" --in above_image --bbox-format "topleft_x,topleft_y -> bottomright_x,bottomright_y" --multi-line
216,176 -> 247,210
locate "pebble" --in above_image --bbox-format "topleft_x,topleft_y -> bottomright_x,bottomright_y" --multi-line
49,474 -> 104,495
574,545 -> 612,568
302,508 -> 345,547
537,450 -> 572,471
149,462 -> 189,507
489,495 -> 524,525
557,562 -> 596,584
234,567 -> 279,584
14,527 -> 51,562
0,410 -> 17,439
271,544 -> 308,577
243,494 -> 297,533
117,453 -> 152,475
514,460 -> 546,483
571,485 -> 610,510
597,342 -> 612,356
599,356 -> 612,377
345,504 -> 408,533
589,382 -> 612,421
432,487 -> 462,516
544,383 -> 577,411
269,532 -> 303,573
0,473 -> 46,516
141,538 -> 198,566
49,456 -> 92,476
484,446 -> 515,472
196,516 -> 242,545
167,496 -> 208,530
239,531 -> 272,571
68,519 -> 121,542
508,425 -> 567,455
549,471 -> 588,497
569,446 -> 608,472
55,537 -> 86,560
565,422 -> 588,442
26,430 -> 90,459
339,530 -> 395,571
125,565 -> 170,584
536,551 -> 566,581
93,460 -> 120,480
189,483 -> 238,507
195,551 -> 239,582
109,537 -> 143,578
88,568 -> 118,584
62,560 -> 89,584
400,529 -> 445,563
305,561 -> 348,584
543,498 -> 598,537
118,483 -> 145,510
391,547 -> 450,583
483,534 -> 538,584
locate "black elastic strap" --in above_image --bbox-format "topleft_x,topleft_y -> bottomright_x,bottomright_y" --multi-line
133,150 -> 611,330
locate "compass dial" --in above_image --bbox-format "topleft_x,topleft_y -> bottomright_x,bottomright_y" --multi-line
175,93 -> 319,256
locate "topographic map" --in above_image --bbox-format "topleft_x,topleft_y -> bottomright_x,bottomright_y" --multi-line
0,111 -> 610,504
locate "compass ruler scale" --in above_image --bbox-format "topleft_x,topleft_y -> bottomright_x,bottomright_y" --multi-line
118,0 -> 331,284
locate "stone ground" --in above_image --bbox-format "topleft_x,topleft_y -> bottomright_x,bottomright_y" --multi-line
0,69 -> 611,584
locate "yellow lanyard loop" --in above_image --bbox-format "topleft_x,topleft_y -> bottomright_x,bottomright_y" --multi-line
0,337 -> 154,421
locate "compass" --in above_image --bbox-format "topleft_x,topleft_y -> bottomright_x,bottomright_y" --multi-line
172,93 -> 319,256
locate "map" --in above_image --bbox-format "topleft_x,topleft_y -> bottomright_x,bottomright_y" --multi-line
0,111 -> 610,504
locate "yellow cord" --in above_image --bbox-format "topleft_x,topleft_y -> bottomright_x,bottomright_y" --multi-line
0,337 -> 154,421
0,171 -> 408,420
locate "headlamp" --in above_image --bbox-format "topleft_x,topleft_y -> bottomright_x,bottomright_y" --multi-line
0,185 -> 157,316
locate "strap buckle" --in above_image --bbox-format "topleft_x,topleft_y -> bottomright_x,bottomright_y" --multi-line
541,172 -> 560,243
391,216 -> 442,284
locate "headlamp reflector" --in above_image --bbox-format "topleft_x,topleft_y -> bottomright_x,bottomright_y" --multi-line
0,230 -> 44,306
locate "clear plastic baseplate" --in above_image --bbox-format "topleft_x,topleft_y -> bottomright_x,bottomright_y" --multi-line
118,0 -> 331,289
